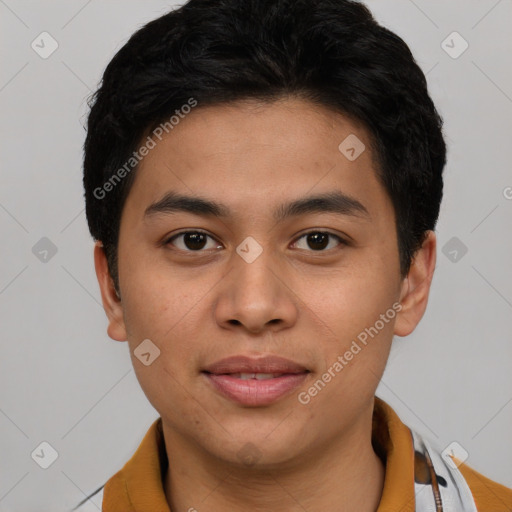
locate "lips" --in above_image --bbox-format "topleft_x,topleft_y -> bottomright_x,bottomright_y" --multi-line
202,355 -> 308,375
202,355 -> 309,406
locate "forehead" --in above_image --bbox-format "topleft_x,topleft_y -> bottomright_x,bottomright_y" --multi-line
122,97 -> 392,223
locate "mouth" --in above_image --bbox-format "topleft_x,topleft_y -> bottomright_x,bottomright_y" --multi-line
202,355 -> 310,406
222,372 -> 295,380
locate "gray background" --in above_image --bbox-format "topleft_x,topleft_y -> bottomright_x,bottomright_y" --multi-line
0,0 -> 511,510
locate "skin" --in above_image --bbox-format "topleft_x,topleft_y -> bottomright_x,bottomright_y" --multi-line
94,96 -> 436,512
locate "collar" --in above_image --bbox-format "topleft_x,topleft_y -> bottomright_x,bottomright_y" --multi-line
102,397 -> 417,511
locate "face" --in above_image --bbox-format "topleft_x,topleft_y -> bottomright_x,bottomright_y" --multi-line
95,97 -> 435,468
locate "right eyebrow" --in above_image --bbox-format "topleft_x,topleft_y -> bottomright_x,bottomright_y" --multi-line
144,192 -> 230,219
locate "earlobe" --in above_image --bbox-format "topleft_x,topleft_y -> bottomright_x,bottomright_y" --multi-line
393,231 -> 437,337
93,241 -> 128,342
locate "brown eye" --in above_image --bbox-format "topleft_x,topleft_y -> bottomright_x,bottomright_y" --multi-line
293,231 -> 346,251
166,231 -> 222,251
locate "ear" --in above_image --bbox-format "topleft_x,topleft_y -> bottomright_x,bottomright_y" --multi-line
93,241 -> 127,342
394,230 -> 437,337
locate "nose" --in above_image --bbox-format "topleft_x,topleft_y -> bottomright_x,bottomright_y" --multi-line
213,245 -> 299,335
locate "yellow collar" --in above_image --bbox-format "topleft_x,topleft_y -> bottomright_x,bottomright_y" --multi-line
102,397 -> 417,511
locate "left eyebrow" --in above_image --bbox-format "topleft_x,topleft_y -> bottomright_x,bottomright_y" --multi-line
143,190 -> 370,221
274,191 -> 370,222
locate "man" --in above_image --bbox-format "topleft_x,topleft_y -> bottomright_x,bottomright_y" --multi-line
76,0 -> 512,510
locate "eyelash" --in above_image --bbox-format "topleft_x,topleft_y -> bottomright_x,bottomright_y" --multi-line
164,230 -> 348,253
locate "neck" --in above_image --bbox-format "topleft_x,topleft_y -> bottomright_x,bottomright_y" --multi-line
163,406 -> 385,512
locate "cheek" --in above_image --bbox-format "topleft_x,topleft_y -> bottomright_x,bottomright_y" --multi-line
121,275 -> 207,413
120,253 -> 191,335
120,296 -> 197,407
303,287 -> 396,422
301,255 -> 399,375
305,263 -> 398,337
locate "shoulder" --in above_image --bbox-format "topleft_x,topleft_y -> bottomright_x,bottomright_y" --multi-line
458,462 -> 512,512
